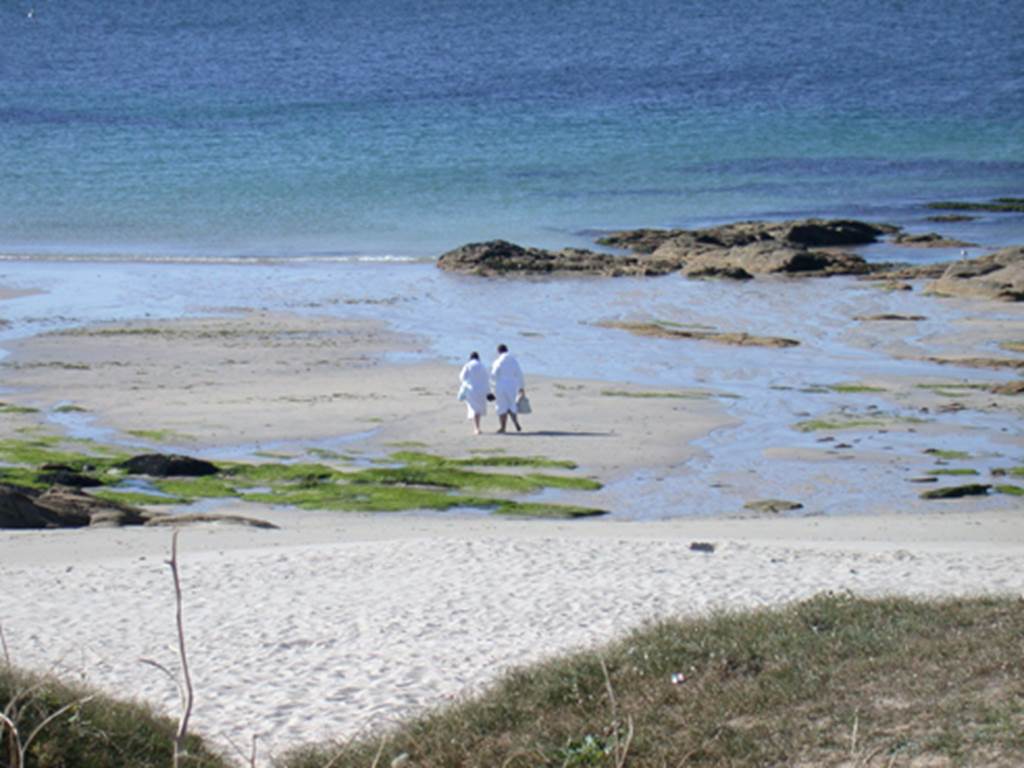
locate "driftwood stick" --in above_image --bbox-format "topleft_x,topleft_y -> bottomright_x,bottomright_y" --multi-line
168,530 -> 195,768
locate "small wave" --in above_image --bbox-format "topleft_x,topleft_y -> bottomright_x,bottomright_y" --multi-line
0,252 -> 430,266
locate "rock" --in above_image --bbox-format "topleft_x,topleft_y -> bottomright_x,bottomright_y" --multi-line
600,321 -> 799,348
991,381 -> 1024,395
925,356 -> 1024,370
683,263 -> 754,280
596,228 -> 688,254
0,484 -> 66,529
441,219 -> 898,278
689,541 -> 716,553
926,214 -> 976,223
867,263 -> 948,281
35,469 -> 103,488
920,484 -> 991,499
672,242 -> 872,278
35,486 -> 148,527
924,246 -> 1024,302
854,314 -> 927,321
907,477 -> 940,483
891,232 -> 974,248
436,240 -> 676,277
0,483 -> 147,528
744,499 -> 803,513
119,453 -> 220,477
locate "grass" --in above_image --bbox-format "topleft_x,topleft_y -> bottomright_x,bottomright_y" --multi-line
1001,341 -> 1024,353
279,594 -> 1024,767
927,468 -> 980,476
0,665 -> 231,767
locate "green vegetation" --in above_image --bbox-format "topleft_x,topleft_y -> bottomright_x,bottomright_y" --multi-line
995,484 -> 1024,496
927,197 -> 1024,213
920,484 -> 991,500
53,404 -> 88,413
0,403 -> 38,415
0,438 -> 603,518
793,418 -> 884,432
90,489 -> 185,506
126,429 -> 189,443
827,384 -> 886,394
281,595 -> 1024,767
794,414 -> 925,433
0,666 -> 231,767
0,436 -> 128,471
926,468 -> 980,477
1001,341 -> 1024,353
924,448 -> 972,460
600,389 -> 712,400
916,382 -> 988,398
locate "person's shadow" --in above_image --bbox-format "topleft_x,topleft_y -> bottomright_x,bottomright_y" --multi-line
511,430 -> 614,437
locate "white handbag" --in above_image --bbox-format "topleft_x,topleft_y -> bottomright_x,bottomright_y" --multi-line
515,393 -> 532,414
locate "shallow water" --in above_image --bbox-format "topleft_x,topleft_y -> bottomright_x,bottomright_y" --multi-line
1,254 -> 1020,518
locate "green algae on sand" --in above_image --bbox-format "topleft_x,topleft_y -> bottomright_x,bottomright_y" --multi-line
0,437 -> 606,518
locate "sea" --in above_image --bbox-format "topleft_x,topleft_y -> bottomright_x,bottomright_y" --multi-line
0,0 -> 1022,518
1,0 -> 1022,261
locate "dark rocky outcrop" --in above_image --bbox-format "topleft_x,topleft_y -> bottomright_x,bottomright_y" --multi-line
892,232 -> 974,248
599,218 -> 896,253
438,219 -> 898,279
924,246 -> 1024,302
36,466 -> 103,488
436,240 -> 676,277
118,453 -> 220,477
672,242 -> 873,278
0,483 -> 146,529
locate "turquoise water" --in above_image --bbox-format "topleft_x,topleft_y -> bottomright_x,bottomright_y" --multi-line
1,0 -> 1022,258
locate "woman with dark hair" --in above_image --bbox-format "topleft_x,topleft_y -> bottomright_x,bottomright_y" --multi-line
458,351 -> 490,435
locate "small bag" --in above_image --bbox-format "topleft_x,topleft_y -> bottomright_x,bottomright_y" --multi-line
515,393 -> 532,415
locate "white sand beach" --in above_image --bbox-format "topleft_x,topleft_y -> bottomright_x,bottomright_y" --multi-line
3,510 -> 1023,759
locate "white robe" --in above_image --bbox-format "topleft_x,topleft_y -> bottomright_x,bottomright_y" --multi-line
459,359 -> 490,418
490,352 -> 524,415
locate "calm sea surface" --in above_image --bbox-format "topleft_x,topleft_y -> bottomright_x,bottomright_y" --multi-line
1,0 -> 1022,259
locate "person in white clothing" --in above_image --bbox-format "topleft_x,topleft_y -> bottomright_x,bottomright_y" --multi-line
490,343 -> 524,433
458,351 -> 490,435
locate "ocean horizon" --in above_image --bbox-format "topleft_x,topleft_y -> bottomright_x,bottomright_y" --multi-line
2,0 -> 1022,261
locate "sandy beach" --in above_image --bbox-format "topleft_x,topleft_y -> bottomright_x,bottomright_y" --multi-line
0,270 -> 1022,759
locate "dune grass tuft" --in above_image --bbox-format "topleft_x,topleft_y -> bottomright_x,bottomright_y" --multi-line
0,666 -> 230,768
279,594 -> 1024,767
